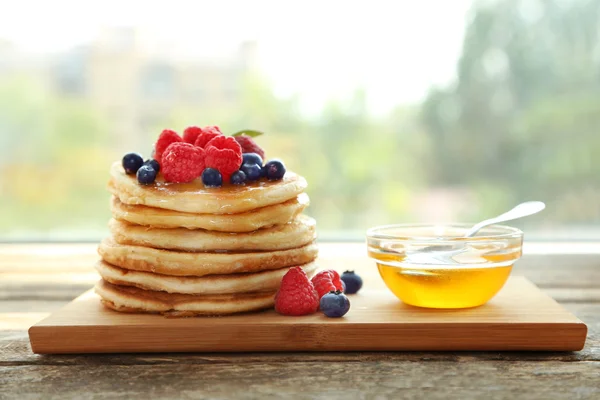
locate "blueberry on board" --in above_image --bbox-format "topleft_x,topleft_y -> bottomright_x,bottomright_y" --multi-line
241,163 -> 262,181
230,170 -> 247,185
341,271 -> 363,294
264,160 -> 286,180
201,168 -> 223,187
144,159 -> 160,173
122,153 -> 144,174
136,164 -> 157,185
320,291 -> 351,318
242,153 -> 263,167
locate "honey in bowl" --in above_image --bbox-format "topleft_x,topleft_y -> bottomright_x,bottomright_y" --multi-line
367,224 -> 523,309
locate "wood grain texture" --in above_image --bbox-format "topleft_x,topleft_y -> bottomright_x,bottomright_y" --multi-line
28,277 -> 587,354
2,311 -> 599,364
1,361 -> 599,400
3,243 -> 600,399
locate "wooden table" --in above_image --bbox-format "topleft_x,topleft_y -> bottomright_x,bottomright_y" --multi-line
1,243 -> 600,399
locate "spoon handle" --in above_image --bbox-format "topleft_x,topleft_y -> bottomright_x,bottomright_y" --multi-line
464,201 -> 546,237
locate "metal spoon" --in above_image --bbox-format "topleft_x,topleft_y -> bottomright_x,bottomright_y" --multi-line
463,201 -> 546,237
412,201 -> 546,263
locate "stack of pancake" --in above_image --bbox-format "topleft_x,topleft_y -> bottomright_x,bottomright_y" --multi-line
95,162 -> 318,316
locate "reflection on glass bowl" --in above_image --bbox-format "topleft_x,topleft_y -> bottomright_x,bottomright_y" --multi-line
367,224 -> 524,309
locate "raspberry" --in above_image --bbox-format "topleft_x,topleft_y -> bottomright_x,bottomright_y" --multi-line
194,126 -> 223,149
329,270 -> 344,290
275,267 -> 319,316
182,126 -> 204,144
154,129 -> 182,162
204,135 -> 243,183
161,142 -> 205,183
234,135 -> 265,159
311,270 -> 344,299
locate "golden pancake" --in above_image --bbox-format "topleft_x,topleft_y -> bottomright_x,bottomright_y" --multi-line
95,260 -> 318,295
109,214 -> 316,252
95,280 -> 275,316
110,193 -> 309,232
108,162 -> 308,214
98,237 -> 319,276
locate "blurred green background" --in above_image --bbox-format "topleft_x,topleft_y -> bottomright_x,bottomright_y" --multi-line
1,0 -> 599,240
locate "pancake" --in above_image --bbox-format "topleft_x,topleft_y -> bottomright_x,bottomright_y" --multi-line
109,214 -> 317,252
108,162 -> 308,214
95,280 -> 275,316
110,193 -> 309,232
95,260 -> 318,295
98,237 -> 319,276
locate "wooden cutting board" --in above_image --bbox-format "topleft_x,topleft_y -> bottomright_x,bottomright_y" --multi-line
28,276 -> 587,354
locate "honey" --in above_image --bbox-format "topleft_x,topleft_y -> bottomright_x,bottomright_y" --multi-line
367,223 -> 523,309
368,244 -> 520,308
376,262 -> 512,309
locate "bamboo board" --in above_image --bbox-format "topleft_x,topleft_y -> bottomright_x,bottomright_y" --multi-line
29,276 -> 587,354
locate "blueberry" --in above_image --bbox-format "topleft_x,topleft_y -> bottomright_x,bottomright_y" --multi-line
264,160 -> 286,180
230,170 -> 247,185
122,153 -> 144,174
202,168 -> 223,187
144,159 -> 160,173
137,164 -> 157,185
320,291 -> 350,318
242,153 -> 263,167
241,163 -> 262,181
341,271 -> 363,294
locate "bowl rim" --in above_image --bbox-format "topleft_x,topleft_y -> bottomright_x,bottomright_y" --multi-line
366,223 -> 524,242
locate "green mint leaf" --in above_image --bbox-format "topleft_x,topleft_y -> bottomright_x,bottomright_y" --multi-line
232,129 -> 264,138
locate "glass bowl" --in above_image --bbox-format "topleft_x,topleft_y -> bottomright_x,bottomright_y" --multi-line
366,223 -> 524,309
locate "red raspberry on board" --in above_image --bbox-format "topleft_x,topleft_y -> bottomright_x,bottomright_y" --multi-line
234,135 -> 265,159
194,126 -> 223,149
311,270 -> 345,299
328,270 -> 344,290
161,142 -> 205,183
204,135 -> 243,183
154,129 -> 182,162
275,267 -> 319,316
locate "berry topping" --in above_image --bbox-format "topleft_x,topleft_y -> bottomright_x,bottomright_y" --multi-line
264,160 -> 286,180
275,267 -> 319,316
144,159 -> 160,173
230,170 -> 247,185
137,164 -> 157,185
311,270 -> 344,299
161,142 -> 205,183
122,153 -> 144,174
341,271 -> 363,294
193,126 -> 223,149
201,167 -> 223,187
204,136 -> 243,183
182,126 -> 204,144
154,129 -> 182,162
234,135 -> 265,159
242,152 -> 263,167
241,163 -> 262,181
320,291 -> 350,318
